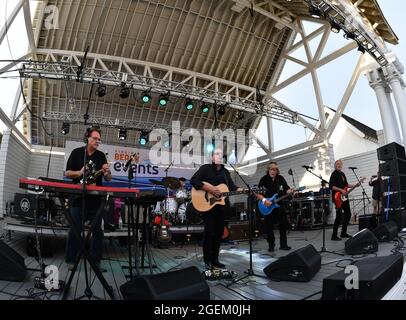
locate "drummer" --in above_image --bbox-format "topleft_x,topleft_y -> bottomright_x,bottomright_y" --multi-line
175,177 -> 188,203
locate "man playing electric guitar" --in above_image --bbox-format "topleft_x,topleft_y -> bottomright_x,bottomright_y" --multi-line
190,148 -> 242,270
329,159 -> 363,241
257,161 -> 294,252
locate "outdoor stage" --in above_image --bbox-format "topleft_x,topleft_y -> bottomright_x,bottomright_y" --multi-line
0,221 -> 405,300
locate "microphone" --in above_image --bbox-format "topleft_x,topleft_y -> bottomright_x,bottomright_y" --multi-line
124,153 -> 137,170
302,165 -> 313,170
348,167 -> 358,170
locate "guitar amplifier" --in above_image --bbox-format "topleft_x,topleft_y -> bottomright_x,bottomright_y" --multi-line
227,222 -> 250,241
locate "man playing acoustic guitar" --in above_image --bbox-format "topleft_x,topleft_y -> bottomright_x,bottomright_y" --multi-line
329,159 -> 363,241
190,148 -> 242,270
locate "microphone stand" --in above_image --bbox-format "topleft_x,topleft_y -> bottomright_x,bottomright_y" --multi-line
350,168 -> 370,218
226,161 -> 268,288
303,167 -> 342,256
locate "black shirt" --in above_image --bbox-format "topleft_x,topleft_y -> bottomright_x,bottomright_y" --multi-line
329,170 -> 348,199
258,174 -> 290,198
66,146 -> 108,208
190,163 -> 238,192
369,178 -> 382,200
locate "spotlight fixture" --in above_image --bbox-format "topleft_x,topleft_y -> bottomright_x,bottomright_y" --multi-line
139,131 -> 149,145
344,31 -> 356,40
61,122 -> 70,135
141,90 -> 151,103
119,84 -> 130,99
159,93 -> 169,107
185,100 -> 194,111
235,110 -> 244,120
200,103 -> 210,113
309,5 -> 323,18
118,128 -> 127,141
217,104 -> 226,116
96,83 -> 106,97
357,43 -> 366,54
206,143 -> 215,153
330,20 -> 341,34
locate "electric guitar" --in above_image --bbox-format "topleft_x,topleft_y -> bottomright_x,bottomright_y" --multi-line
334,177 -> 366,209
258,186 -> 306,216
191,182 -> 264,213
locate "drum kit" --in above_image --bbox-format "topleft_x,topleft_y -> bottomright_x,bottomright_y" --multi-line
149,177 -> 193,226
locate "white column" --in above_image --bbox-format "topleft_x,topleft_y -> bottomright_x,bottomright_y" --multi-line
266,117 -> 274,153
388,72 -> 406,144
368,70 -> 402,144
384,90 -> 402,142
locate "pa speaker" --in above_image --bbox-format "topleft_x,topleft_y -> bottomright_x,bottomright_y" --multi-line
120,266 -> 210,300
379,158 -> 406,176
263,244 -> 321,282
0,240 -> 27,282
377,142 -> 406,161
382,191 -> 406,210
322,255 -> 403,300
381,175 -> 406,193
379,211 -> 406,232
373,221 -> 398,242
345,229 -> 378,255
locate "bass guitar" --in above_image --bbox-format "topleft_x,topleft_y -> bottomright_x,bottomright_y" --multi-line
334,177 -> 366,209
258,186 -> 306,216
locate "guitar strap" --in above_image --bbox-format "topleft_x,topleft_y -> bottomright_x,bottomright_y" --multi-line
221,168 -> 230,190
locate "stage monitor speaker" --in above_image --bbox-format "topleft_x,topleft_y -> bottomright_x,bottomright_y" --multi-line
344,229 -> 378,255
0,240 -> 27,282
358,214 -> 378,232
263,244 -> 321,282
377,142 -> 406,161
379,158 -> 406,176
322,255 -> 403,300
373,221 -> 398,242
120,266 -> 210,300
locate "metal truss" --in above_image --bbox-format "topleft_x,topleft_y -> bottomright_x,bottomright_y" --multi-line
18,49 -> 315,125
304,0 -> 390,67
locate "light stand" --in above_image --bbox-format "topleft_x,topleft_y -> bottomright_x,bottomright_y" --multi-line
226,161 -> 267,287
303,167 -> 343,256
350,168 -> 370,218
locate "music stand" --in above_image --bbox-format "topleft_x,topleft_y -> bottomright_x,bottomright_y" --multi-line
350,168 -> 370,218
303,167 -> 343,256
226,161 -> 268,287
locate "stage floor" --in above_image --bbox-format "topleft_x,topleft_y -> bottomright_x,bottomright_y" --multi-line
0,220 -> 405,300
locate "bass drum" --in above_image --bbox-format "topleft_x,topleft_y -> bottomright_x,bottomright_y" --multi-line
185,202 -> 203,224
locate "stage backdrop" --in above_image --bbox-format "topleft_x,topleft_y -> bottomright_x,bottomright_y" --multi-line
64,141 -> 195,190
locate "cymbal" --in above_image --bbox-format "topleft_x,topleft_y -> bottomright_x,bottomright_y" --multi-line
149,179 -> 163,186
162,177 -> 181,189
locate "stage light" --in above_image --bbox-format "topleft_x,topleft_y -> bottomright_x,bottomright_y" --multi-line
141,91 -> 151,103
206,143 -> 215,153
309,5 -> 323,18
357,43 -> 366,54
217,104 -> 226,116
330,20 -> 341,34
119,85 -> 130,99
139,131 -> 149,145
159,94 -> 168,107
185,100 -> 194,111
61,122 -> 70,135
118,128 -> 127,141
344,31 -> 356,40
96,83 -> 106,97
235,110 -> 244,120
201,103 -> 210,113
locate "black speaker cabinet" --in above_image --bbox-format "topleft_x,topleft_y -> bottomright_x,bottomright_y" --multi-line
358,214 -> 378,231
26,235 -> 53,258
263,244 -> 321,282
345,229 -> 378,255
379,158 -> 406,176
322,255 -> 404,300
120,266 -> 210,300
373,221 -> 398,242
377,142 -> 406,161
0,240 -> 27,282
382,191 -> 406,210
381,175 -> 406,192
379,211 -> 406,232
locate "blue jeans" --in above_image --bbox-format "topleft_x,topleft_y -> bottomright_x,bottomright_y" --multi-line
66,206 -> 103,264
